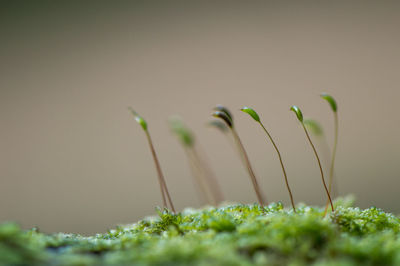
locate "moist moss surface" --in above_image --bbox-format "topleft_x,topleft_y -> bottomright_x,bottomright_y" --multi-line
2,198 -> 400,265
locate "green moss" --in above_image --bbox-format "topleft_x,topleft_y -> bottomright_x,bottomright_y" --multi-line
1,198 -> 400,265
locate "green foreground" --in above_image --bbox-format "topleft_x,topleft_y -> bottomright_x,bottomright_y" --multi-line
2,198 -> 400,265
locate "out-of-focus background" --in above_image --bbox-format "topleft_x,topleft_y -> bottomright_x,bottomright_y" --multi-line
1,1 -> 399,235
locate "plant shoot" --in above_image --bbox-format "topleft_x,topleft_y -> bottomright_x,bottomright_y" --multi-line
290,106 -> 334,211
212,105 -> 266,206
321,93 -> 339,214
128,107 -> 175,213
170,116 -> 223,205
241,107 -> 296,212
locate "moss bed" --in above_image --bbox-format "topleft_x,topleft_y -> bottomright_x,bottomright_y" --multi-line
1,198 -> 400,265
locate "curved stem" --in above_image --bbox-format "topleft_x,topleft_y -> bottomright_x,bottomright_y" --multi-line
324,112 -> 339,215
302,124 -> 334,211
145,131 -> 175,213
259,122 -> 296,212
231,128 -> 266,206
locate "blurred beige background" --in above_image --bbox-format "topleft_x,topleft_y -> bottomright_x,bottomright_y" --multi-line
1,1 -> 399,234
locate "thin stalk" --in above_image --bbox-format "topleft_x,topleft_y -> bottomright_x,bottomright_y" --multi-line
302,124 -> 334,211
231,128 -> 266,206
185,147 -> 216,205
191,146 -> 224,204
145,131 -> 175,213
319,136 -> 339,198
324,112 -> 338,215
259,122 -> 296,212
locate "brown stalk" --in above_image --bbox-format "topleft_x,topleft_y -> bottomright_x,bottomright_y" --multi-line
145,131 -> 175,213
191,146 -> 224,204
259,122 -> 296,212
323,111 -> 339,215
301,124 -> 334,211
184,147 -> 216,205
231,128 -> 266,206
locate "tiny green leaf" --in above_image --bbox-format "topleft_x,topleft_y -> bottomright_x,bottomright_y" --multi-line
212,111 -> 233,128
320,93 -> 337,112
169,116 -> 194,147
128,107 -> 147,131
304,119 -> 324,136
240,107 -> 260,122
290,106 -> 303,122
213,105 -> 233,122
208,120 -> 229,133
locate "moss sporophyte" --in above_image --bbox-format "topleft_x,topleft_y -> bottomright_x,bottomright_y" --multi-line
4,94 -> 400,265
320,93 -> 339,215
128,107 -> 175,213
130,97 -> 338,213
169,116 -> 224,205
290,105 -> 334,212
240,106 -> 296,212
212,105 -> 266,206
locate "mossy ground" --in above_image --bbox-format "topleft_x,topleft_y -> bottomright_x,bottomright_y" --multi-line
1,197 -> 400,265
